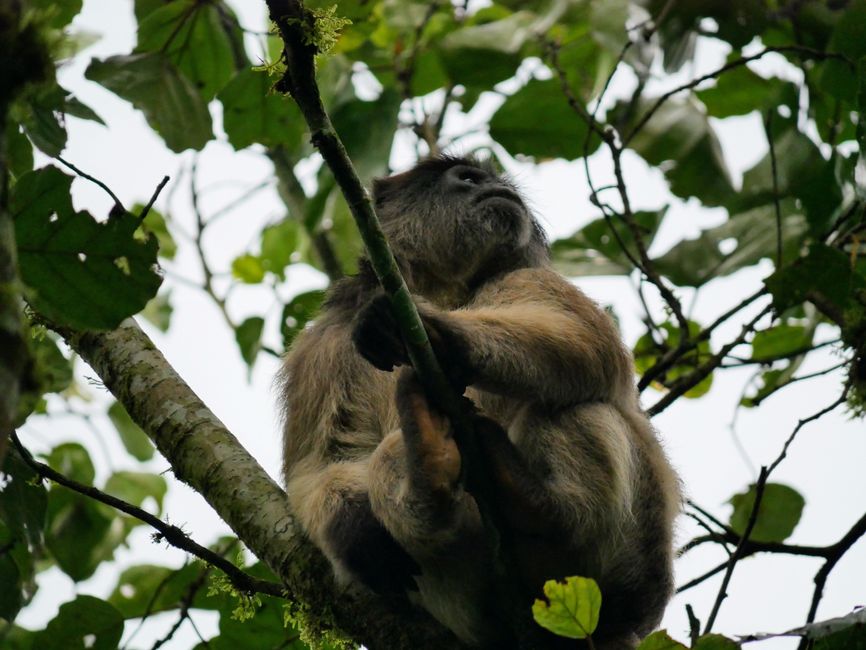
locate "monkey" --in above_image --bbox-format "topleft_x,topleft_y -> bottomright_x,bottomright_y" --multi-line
278,155 -> 681,649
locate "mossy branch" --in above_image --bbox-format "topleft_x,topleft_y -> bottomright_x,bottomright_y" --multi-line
263,0 -> 465,432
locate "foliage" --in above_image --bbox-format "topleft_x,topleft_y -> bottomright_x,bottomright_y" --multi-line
1,0 -> 865,647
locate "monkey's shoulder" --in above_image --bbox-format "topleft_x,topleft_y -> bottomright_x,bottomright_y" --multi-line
472,266 -> 605,316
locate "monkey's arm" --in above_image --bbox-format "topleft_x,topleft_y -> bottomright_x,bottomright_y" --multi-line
354,268 -> 634,408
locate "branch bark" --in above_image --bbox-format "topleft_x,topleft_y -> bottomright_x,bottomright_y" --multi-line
61,318 -> 458,649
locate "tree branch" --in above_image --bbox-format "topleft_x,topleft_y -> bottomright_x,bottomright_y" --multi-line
11,431 -> 283,598
57,318 -> 456,648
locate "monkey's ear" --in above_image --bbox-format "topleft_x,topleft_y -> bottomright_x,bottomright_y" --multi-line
371,177 -> 395,207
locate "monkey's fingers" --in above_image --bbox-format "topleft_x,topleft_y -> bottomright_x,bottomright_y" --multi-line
351,294 -> 409,371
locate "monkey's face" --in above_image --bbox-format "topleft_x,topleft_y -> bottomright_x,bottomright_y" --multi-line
373,157 -> 547,292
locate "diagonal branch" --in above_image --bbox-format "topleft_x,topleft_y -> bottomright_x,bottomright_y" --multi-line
56,318 -> 456,649
11,431 -> 283,598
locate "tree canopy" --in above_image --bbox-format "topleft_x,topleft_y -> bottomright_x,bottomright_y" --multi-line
1,0 -> 865,649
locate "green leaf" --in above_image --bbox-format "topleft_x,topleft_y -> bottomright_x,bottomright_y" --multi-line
653,202 -> 808,287
439,12 -> 532,90
219,68 -> 307,151
108,400 -> 155,461
31,596 -> 123,650
281,290 -> 325,349
697,67 -> 796,119
30,0 -> 83,28
109,563 -> 204,618
636,630 -> 689,650
5,121 -> 33,179
132,203 -> 177,260
260,218 -> 314,279
634,321 -> 714,398
12,167 -> 163,330
331,89 -> 402,182
103,471 -> 167,513
0,550 -> 23,621
136,0 -> 241,99
140,292 -> 173,332
45,443 -> 95,485
17,331 -> 73,423
814,626 -> 866,650
819,0 -> 866,102
693,634 -> 741,650
750,325 -> 813,361
1,447 -> 47,551
235,317 -> 265,368
531,576 -> 601,640
552,208 -> 667,277
730,125 -> 841,234
86,53 -> 213,152
729,482 -> 805,543
231,254 -> 266,284
766,243 -> 866,314
491,78 -> 602,161
623,97 -> 734,206
856,58 -> 866,199
45,487 -> 126,581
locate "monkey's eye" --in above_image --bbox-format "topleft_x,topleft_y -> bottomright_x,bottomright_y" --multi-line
458,172 -> 478,184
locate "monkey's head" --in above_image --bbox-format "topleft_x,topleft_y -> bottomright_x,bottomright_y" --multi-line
371,156 -> 548,300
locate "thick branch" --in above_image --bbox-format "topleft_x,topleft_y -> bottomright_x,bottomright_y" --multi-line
61,318 -> 457,649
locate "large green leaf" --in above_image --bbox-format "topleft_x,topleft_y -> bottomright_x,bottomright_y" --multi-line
653,202 -> 808,288
819,0 -> 866,102
491,78 -> 602,161
551,208 -> 667,277
30,0 -> 83,28
0,448 -> 47,551
331,89 -> 402,182
16,331 -> 73,423
45,443 -> 95,485
219,68 -> 307,151
109,563 -> 204,618
86,53 -> 212,152
729,482 -> 805,543
729,125 -> 841,233
439,11 -> 532,90
750,325 -> 813,361
766,243 -> 866,314
103,471 -> 167,513
623,97 -> 734,206
260,218 -> 315,280
136,0 -> 241,99
698,66 -> 796,119
11,166 -> 162,330
532,576 -> 601,640
45,487 -> 125,581
31,596 -> 123,650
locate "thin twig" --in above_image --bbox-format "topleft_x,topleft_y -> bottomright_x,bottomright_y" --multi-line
648,305 -> 773,416
56,156 -> 124,210
703,466 -> 769,634
11,432 -> 284,598
138,175 -> 171,225
764,111 -> 783,269
624,46 -> 854,148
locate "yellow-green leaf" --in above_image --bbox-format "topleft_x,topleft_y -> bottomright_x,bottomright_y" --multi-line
531,576 -> 601,639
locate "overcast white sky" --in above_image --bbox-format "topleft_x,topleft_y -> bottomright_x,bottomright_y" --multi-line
14,1 -> 865,648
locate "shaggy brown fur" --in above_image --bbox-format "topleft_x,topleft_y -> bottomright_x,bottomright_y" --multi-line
278,156 -> 681,648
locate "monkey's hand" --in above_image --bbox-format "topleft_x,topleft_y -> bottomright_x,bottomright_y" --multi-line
352,294 -> 474,392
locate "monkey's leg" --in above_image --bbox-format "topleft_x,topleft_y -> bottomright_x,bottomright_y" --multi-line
287,461 -> 419,595
367,369 -> 481,552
